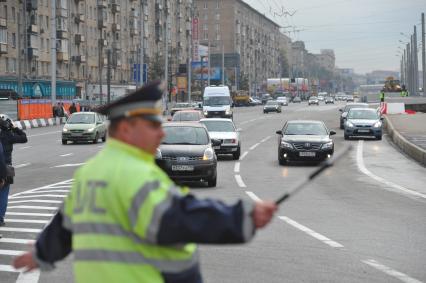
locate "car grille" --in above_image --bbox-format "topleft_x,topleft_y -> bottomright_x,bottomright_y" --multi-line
70,129 -> 85,133
162,156 -> 203,161
292,142 -> 322,150
355,125 -> 372,128
208,111 -> 225,116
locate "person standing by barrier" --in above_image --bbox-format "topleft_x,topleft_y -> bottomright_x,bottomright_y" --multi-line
69,103 -> 77,114
379,89 -> 385,103
0,116 -> 28,227
12,81 -> 277,282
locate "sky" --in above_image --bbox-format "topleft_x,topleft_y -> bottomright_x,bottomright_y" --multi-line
245,0 -> 425,75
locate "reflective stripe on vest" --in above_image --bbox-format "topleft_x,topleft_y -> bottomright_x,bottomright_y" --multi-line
74,248 -> 199,273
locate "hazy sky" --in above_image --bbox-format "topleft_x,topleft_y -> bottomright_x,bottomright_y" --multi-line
245,0 -> 425,74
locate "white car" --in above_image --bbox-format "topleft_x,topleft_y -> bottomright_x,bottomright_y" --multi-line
200,118 -> 241,160
276,96 -> 288,106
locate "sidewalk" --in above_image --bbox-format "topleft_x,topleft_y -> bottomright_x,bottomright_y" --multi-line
384,113 -> 426,166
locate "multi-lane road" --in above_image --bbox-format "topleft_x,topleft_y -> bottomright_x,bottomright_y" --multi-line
1,101 -> 425,283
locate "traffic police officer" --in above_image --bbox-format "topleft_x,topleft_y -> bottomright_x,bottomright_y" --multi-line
13,81 -> 277,282
379,89 -> 385,103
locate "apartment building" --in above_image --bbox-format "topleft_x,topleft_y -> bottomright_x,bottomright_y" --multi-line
0,0 -> 193,100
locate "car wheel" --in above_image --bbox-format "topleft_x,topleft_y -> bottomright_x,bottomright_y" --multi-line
376,135 -> 382,140
344,134 -> 349,140
102,133 -> 107,142
207,174 -> 217,187
233,147 -> 241,160
62,139 -> 67,145
93,133 -> 99,144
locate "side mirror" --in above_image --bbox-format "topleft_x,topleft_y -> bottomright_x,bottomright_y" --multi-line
329,130 -> 336,136
96,121 -> 102,125
167,117 -> 172,121
276,130 -> 283,135
236,128 -> 243,132
380,117 -> 384,121
211,139 -> 221,146
339,108 -> 343,112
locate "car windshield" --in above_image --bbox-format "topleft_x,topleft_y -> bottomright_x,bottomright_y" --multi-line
344,104 -> 368,112
203,96 -> 231,106
67,114 -> 95,124
285,123 -> 328,135
266,101 -> 278,105
162,126 -> 209,145
172,112 -> 200,121
347,110 -> 379,120
277,97 -> 286,100
309,97 -> 317,100
173,103 -> 191,108
201,120 -> 235,132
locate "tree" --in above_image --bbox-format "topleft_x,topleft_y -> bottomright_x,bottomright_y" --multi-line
239,73 -> 249,90
279,49 -> 290,77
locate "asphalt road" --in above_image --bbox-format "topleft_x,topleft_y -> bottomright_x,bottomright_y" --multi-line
0,101 -> 425,283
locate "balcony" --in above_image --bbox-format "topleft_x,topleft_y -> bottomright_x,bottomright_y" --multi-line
57,30 -> 68,39
0,43 -> 7,54
98,39 -> 107,47
112,42 -> 121,50
130,27 -> 138,36
56,8 -> 68,18
112,23 -> 121,32
57,52 -> 69,62
28,47 -> 39,58
111,1 -> 121,13
0,18 -> 6,28
98,19 -> 107,29
26,0 -> 38,11
75,34 -> 85,44
74,14 -> 85,24
28,25 -> 39,34
73,55 -> 86,64
115,59 -> 122,67
97,0 -> 107,8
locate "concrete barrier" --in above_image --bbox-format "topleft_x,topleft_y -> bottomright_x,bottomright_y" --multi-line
384,115 -> 426,166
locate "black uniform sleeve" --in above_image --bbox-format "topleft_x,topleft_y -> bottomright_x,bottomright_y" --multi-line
0,143 -> 7,179
34,212 -> 72,270
156,194 -> 255,245
11,127 -> 28,143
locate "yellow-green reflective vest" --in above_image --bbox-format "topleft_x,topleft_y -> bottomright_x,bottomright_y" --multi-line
62,138 -> 198,283
379,92 -> 385,99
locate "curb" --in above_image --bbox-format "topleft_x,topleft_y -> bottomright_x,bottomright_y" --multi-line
384,115 -> 426,166
13,117 -> 67,130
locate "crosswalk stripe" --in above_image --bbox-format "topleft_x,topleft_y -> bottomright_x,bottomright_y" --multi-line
20,190 -> 69,194
0,264 -> 19,272
5,219 -> 49,224
7,206 -> 58,210
0,227 -> 42,233
0,249 -> 25,256
9,200 -> 63,204
6,212 -> 54,217
10,194 -> 67,199
0,238 -> 34,244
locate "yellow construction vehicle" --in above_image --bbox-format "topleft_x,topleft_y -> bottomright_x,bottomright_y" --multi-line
383,76 -> 402,92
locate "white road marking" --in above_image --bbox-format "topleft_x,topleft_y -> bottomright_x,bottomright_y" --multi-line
240,151 -> 249,160
6,212 -> 53,217
60,153 -> 74,157
5,219 -> 49,224
16,270 -> 41,283
0,264 -> 19,272
278,216 -> 344,249
356,140 -> 426,200
18,146 -> 32,150
0,227 -> 42,233
260,136 -> 271,143
17,190 -> 69,195
249,143 -> 260,150
245,191 -> 262,202
52,163 -> 85,168
0,249 -> 24,256
8,200 -> 62,204
27,131 -> 61,138
234,175 -> 247,188
234,162 -> 240,173
7,206 -> 58,210
362,259 -> 423,283
0,238 -> 34,244
10,194 -> 67,199
14,163 -> 31,169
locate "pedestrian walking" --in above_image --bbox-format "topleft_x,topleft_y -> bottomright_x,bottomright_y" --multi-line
0,142 -> 7,239
69,103 -> 77,114
13,81 -> 277,282
0,116 -> 28,227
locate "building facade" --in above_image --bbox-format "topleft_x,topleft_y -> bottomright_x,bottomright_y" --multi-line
0,0 -> 193,100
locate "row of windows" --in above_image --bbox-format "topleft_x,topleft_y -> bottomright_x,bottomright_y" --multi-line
203,13 -> 220,20
203,1 -> 220,9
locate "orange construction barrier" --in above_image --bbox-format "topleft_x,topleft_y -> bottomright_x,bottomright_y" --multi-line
18,99 -> 78,120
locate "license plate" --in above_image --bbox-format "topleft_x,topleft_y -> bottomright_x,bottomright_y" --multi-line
358,129 -> 369,133
171,165 -> 194,171
213,146 -> 220,150
299,152 -> 316,157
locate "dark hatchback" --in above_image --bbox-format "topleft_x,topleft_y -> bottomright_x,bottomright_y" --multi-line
276,120 -> 336,165
155,123 -> 219,187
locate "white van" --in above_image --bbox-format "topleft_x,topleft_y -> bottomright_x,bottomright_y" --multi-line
202,86 -> 233,119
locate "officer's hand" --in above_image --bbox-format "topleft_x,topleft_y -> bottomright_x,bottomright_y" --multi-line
252,201 -> 277,228
13,251 -> 39,272
0,179 -> 5,188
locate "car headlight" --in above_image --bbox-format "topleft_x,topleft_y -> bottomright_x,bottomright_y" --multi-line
62,128 -> 68,132
321,141 -> 333,150
203,148 -> 215,160
342,113 -> 348,118
87,128 -> 95,133
203,110 -> 208,115
346,121 -> 354,128
280,140 -> 293,149
225,109 -> 231,115
373,121 -> 382,128
155,148 -> 162,159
